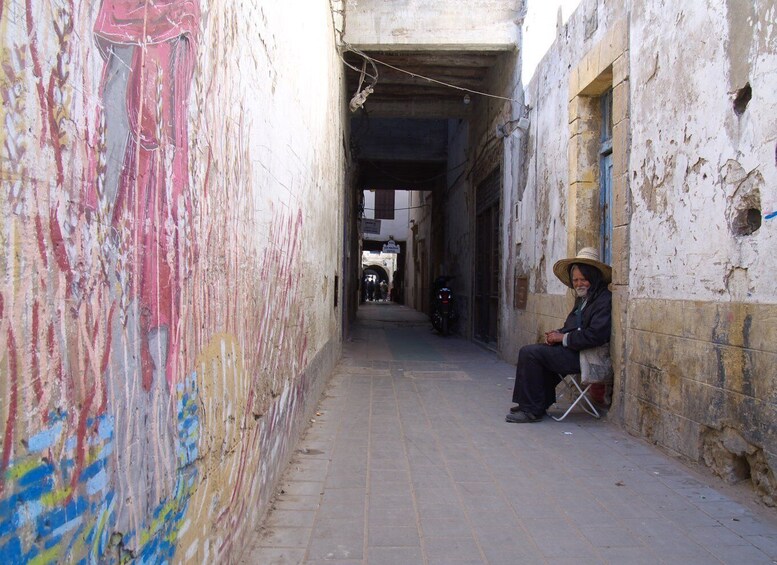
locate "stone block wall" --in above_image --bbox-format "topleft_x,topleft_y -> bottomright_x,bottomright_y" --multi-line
625,300 -> 777,504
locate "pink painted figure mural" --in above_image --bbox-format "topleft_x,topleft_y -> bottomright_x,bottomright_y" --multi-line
90,0 -> 200,541
1,0 -> 318,560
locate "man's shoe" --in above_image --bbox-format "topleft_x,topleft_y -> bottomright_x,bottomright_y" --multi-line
505,411 -> 543,424
509,405 -> 522,413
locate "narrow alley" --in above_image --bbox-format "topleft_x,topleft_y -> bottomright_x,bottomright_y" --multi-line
3,0 -> 777,561
241,304 -> 777,565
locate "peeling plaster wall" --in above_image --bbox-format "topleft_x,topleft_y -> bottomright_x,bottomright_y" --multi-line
510,0 -> 777,503
626,0 -> 777,504
501,4 -> 604,362
630,1 -> 777,302
0,0 -> 345,562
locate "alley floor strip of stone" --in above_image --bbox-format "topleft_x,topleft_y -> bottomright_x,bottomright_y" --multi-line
239,303 -> 777,565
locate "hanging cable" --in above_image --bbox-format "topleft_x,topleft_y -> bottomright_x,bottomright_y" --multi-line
328,0 -> 378,111
366,53 -> 522,103
328,1 -> 521,106
363,203 -> 429,212
349,58 -> 377,112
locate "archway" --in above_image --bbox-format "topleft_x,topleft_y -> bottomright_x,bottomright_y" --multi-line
362,264 -> 389,302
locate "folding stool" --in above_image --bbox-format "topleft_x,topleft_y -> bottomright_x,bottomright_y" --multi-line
551,373 -> 601,421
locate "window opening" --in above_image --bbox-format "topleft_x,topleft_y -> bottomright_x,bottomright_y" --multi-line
374,190 -> 395,220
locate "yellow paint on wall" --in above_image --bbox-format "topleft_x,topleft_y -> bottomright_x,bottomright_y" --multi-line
174,333 -> 254,564
194,332 -> 241,368
28,544 -> 61,565
91,507 -> 112,558
5,458 -> 42,481
41,486 -> 73,507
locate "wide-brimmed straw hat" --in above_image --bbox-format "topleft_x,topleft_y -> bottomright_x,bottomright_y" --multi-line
552,247 -> 612,288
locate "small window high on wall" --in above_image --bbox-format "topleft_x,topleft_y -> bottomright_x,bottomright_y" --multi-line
599,89 -> 613,265
374,190 -> 395,220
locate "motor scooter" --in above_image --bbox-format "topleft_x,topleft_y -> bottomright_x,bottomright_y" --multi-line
431,276 -> 457,335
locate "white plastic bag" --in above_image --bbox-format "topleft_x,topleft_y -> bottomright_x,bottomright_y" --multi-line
580,343 -> 613,385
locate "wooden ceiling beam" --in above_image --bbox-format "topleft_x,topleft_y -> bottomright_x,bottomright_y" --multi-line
347,76 -> 486,91
344,51 -> 500,68
343,49 -> 506,118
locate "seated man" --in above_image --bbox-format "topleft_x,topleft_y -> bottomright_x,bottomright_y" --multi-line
506,248 -> 612,423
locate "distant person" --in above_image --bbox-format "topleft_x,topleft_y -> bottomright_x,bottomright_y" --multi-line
367,279 -> 375,301
379,280 -> 388,301
506,248 -> 612,423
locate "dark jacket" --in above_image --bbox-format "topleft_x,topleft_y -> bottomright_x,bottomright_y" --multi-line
560,287 -> 612,351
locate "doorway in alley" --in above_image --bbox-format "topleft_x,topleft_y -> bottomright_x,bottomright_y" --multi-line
474,168 -> 500,346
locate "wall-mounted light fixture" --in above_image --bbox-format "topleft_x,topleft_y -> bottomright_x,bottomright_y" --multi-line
496,117 -> 530,138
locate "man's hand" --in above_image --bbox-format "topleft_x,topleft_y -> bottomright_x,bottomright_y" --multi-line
544,330 -> 564,345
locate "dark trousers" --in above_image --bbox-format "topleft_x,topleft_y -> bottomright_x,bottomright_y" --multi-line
512,343 -> 581,415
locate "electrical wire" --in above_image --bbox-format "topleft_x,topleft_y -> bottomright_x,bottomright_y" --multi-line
364,53 -> 522,103
363,203 -> 429,212
329,1 -> 521,106
343,45 -> 379,82
328,0 -> 378,111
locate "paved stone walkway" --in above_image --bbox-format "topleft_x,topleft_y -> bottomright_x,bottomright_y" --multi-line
240,303 -> 777,564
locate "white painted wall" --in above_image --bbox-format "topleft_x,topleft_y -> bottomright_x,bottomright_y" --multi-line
344,0 -> 522,49
363,190 -> 411,242
629,1 -> 777,303
516,34 -> 575,296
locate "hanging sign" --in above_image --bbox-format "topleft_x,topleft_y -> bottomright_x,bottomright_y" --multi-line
382,239 -> 400,254
362,218 -> 381,234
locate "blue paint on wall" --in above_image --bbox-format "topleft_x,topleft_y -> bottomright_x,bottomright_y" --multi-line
0,372 -> 201,563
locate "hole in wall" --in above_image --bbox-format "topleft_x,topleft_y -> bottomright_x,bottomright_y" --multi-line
733,82 -> 752,115
731,207 -> 762,236
731,454 -> 752,484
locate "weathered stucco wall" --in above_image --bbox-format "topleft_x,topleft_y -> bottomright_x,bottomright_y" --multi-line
407,190 -> 433,311
500,2 -> 622,362
344,0 -> 522,49
626,0 -> 777,504
508,0 -> 777,503
629,0 -> 777,303
0,0 -> 345,562
501,25 -> 571,361
626,299 -> 777,504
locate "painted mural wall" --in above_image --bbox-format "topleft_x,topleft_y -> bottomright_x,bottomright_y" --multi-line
0,0 -> 345,562
506,0 -> 777,503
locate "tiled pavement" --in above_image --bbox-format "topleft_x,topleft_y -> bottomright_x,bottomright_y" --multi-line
239,303 -> 777,564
